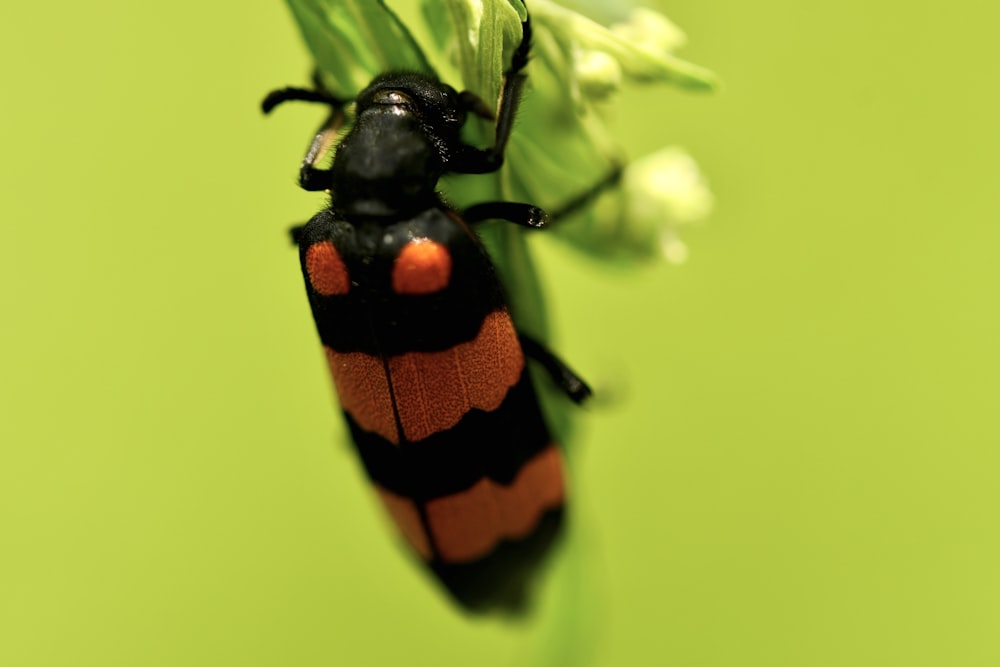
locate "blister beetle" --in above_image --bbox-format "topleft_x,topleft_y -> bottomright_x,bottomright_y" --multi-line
263,11 -> 593,612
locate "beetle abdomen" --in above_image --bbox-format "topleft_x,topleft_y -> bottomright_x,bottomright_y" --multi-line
299,207 -> 565,610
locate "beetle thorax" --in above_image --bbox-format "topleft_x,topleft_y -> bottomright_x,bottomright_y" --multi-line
331,107 -> 443,219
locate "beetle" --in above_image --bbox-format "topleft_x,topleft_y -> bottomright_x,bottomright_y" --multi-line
262,12 -> 593,612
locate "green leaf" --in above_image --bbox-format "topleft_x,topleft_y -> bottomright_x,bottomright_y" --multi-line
285,0 -> 432,97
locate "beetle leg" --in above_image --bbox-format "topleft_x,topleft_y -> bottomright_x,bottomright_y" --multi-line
288,224 -> 308,246
545,163 -> 625,225
462,202 -> 548,228
519,334 -> 592,404
488,14 -> 533,162
459,91 -> 496,121
295,109 -> 342,192
261,85 -> 346,192
452,17 -> 533,174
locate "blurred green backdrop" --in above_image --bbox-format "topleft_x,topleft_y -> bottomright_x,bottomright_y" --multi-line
2,1 -> 999,666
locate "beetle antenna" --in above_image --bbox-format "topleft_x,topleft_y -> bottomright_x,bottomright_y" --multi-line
261,87 -> 343,114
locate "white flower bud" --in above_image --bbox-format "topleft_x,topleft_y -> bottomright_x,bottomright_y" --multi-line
575,49 -> 622,100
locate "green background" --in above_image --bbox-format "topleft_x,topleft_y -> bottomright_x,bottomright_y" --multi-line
2,1 -> 998,665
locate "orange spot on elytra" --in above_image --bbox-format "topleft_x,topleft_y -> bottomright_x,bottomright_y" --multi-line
392,239 -> 451,295
425,446 -> 565,563
306,241 -> 349,296
375,485 -> 432,560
